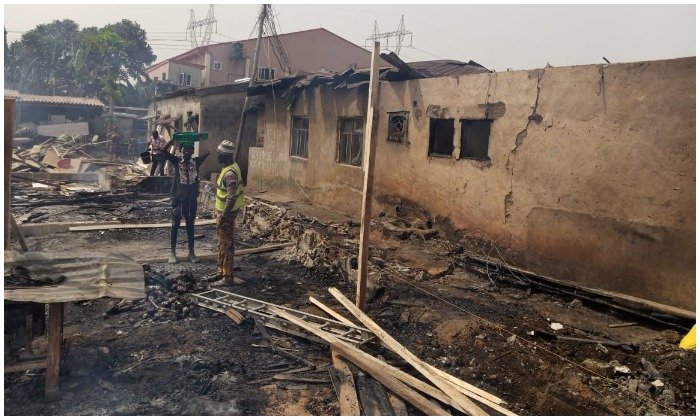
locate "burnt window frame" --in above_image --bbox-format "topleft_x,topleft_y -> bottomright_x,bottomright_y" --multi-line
290,116 -> 310,159
459,119 -> 492,161
336,117 -> 364,167
428,118 -> 455,158
387,111 -> 409,143
258,67 -> 276,80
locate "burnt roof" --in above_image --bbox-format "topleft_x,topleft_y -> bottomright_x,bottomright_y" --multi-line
407,59 -> 491,77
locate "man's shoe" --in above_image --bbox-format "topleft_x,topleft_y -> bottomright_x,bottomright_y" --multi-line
188,252 -> 200,263
168,252 -> 178,264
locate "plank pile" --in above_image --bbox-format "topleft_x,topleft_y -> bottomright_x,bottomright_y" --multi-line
271,288 -> 516,416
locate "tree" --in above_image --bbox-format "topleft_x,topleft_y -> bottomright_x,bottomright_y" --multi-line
4,19 -> 155,107
5,20 -> 82,95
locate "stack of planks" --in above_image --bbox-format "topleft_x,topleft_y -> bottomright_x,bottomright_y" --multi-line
273,288 -> 517,416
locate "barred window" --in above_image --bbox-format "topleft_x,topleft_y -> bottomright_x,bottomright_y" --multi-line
290,117 -> 309,158
387,111 -> 409,143
337,118 -> 364,166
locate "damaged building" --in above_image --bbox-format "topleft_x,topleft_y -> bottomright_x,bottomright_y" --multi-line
246,56 -> 695,312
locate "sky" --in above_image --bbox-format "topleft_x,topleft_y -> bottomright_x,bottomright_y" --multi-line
3,2 -> 696,71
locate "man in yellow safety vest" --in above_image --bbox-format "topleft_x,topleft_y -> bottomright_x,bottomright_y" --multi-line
211,140 -> 245,285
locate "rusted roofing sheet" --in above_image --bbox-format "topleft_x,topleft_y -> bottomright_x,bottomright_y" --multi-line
9,92 -> 105,107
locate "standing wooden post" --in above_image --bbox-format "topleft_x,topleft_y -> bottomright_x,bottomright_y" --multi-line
45,302 -> 64,401
5,96 -> 16,249
355,41 -> 381,310
233,4 -> 267,162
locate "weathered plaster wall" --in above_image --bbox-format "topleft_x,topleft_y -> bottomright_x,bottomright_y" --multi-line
249,57 -> 696,310
249,86 -> 368,214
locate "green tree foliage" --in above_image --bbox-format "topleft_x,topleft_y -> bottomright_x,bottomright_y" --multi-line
5,19 -> 156,107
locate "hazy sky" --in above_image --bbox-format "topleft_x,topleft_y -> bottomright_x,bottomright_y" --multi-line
3,3 -> 696,71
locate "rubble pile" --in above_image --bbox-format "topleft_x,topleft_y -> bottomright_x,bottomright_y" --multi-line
106,270 -> 207,322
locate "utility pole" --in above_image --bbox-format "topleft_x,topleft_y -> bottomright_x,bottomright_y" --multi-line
233,4 -> 267,162
355,41 -> 380,310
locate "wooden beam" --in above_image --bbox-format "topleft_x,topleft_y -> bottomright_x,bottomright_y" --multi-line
309,296 -> 360,328
69,219 -> 218,232
45,302 -> 64,401
270,307 -> 450,416
225,308 -> 245,324
331,350 -> 361,416
5,97 -> 16,249
11,172 -> 99,183
9,213 -> 28,252
328,287 -> 489,416
4,359 -> 47,373
356,41 -> 381,310
135,242 -> 293,264
19,220 -> 123,237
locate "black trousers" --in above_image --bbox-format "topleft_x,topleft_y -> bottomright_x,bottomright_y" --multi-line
150,155 -> 165,176
171,196 -> 198,252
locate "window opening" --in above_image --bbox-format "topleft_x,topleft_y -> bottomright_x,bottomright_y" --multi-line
337,118 -> 364,166
459,119 -> 492,161
290,117 -> 309,158
428,118 -> 454,157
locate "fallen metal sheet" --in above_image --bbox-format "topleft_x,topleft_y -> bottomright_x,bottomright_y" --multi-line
36,122 -> 89,138
4,251 -> 145,303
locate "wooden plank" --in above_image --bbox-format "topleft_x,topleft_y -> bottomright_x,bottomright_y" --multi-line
328,287 -> 489,416
272,374 -> 330,384
11,172 -> 99,183
467,255 -> 695,320
36,121 -> 89,138
309,296 -> 360,328
45,302 -> 64,400
69,219 -> 218,231
5,98 -> 16,249
4,359 -> 47,373
19,221 -> 123,237
4,250 -> 145,303
355,41 -> 381,311
355,370 -> 382,415
387,392 -> 409,416
369,374 -> 395,415
9,213 -> 28,251
270,307 -> 450,416
135,242 -> 293,264
331,350 -> 361,416
225,308 -> 245,324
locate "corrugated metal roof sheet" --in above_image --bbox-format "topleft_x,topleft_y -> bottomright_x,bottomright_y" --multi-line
12,92 -> 105,107
4,89 -> 20,99
407,60 -> 491,77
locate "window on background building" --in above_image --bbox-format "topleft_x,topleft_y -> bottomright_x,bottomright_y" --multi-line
387,111 -> 409,143
178,72 -> 185,85
428,118 -> 455,157
213,61 -> 222,70
337,118 -> 364,166
185,74 -> 192,86
290,117 -> 309,158
153,76 -> 158,82
258,67 -> 275,80
459,119 -> 492,161
162,72 -> 166,81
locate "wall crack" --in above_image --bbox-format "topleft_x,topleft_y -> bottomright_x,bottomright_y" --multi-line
504,67 -> 546,224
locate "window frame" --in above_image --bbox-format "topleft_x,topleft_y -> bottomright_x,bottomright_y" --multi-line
178,72 -> 185,85
289,116 -> 310,159
213,61 -> 222,71
185,74 -> 192,86
336,117 -> 365,167
257,67 -> 276,80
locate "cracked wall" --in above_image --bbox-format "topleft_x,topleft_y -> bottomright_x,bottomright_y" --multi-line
248,57 -> 695,310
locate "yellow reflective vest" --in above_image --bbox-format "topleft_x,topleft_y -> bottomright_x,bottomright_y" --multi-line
215,163 -> 245,213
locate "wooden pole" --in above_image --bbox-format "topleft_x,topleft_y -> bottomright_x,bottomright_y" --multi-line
233,4 -> 267,162
5,97 -> 16,249
355,41 -> 380,310
45,302 -> 64,401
